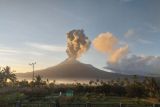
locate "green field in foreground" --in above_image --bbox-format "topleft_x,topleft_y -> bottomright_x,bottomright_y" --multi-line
0,91 -> 159,107
0,92 -> 159,104
57,95 -> 160,104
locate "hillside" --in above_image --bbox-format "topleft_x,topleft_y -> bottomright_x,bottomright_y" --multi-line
16,59 -> 140,81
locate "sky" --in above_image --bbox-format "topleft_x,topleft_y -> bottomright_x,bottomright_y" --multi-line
0,0 -> 160,74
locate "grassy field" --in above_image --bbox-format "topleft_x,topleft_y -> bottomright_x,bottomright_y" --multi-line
0,91 -> 160,104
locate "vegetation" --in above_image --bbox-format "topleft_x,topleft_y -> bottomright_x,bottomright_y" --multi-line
0,66 -> 160,104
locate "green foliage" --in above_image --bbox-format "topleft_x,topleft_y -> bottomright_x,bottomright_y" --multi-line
0,66 -> 160,103
18,79 -> 29,87
0,92 -> 26,103
0,66 -> 16,87
126,83 -> 145,97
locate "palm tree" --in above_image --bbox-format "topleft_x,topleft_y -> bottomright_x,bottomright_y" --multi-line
149,77 -> 159,97
0,69 -> 4,87
34,75 -> 47,87
124,77 -> 130,86
116,78 -> 120,83
34,75 -> 42,87
18,79 -> 29,87
89,80 -> 94,86
133,75 -> 138,85
96,79 -> 100,85
0,66 -> 16,87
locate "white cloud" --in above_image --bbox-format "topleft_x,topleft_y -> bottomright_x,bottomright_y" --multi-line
0,47 -> 20,55
0,46 -> 44,56
124,29 -> 153,45
26,51 -> 44,56
138,38 -> 153,44
25,42 -> 66,52
149,25 -> 160,33
124,29 -> 135,38
106,55 -> 160,76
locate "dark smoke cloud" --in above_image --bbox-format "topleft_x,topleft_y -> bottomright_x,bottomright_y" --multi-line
106,55 -> 160,76
66,29 -> 91,59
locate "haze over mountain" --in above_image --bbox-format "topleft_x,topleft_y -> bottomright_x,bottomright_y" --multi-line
16,58 -> 133,82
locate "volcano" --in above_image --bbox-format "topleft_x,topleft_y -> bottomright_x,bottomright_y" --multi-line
16,59 -> 133,82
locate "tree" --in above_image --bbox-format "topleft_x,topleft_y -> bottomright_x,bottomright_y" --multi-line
148,77 -> 159,97
126,83 -> 145,97
89,80 -> 94,86
34,75 -> 46,87
0,69 -> 4,87
0,66 -> 16,87
124,77 -> 130,86
18,79 -> 29,87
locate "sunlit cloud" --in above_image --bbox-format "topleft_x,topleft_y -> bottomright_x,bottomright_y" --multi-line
25,42 -> 66,52
109,45 -> 129,63
93,32 -> 129,63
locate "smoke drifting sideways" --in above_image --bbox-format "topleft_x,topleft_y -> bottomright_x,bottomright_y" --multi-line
93,32 -> 128,64
66,29 -> 91,59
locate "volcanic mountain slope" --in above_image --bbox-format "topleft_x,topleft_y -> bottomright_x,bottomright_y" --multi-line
16,59 -> 134,80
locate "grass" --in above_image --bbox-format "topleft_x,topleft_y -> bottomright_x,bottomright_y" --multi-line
57,93 -> 159,104
0,92 -> 159,105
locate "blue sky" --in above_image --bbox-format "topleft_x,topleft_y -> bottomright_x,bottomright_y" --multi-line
0,0 -> 160,73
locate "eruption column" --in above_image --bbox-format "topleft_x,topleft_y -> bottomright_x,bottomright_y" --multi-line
66,29 -> 91,59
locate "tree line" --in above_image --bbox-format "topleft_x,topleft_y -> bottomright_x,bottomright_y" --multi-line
0,66 -> 160,99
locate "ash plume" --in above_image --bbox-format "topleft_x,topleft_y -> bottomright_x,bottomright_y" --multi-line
93,32 -> 128,63
66,29 -> 91,59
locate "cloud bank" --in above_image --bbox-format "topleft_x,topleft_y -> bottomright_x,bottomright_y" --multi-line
106,55 -> 160,76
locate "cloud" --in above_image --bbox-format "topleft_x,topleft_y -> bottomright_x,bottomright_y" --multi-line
137,39 -> 153,44
94,31 -> 157,76
26,51 -> 44,56
93,32 -> 129,63
124,29 -> 135,38
25,42 -> 66,52
106,55 -> 160,76
109,45 -> 129,63
149,25 -> 160,33
124,29 -> 153,44
0,47 -> 20,55
0,45 -> 44,56
93,32 -> 118,53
